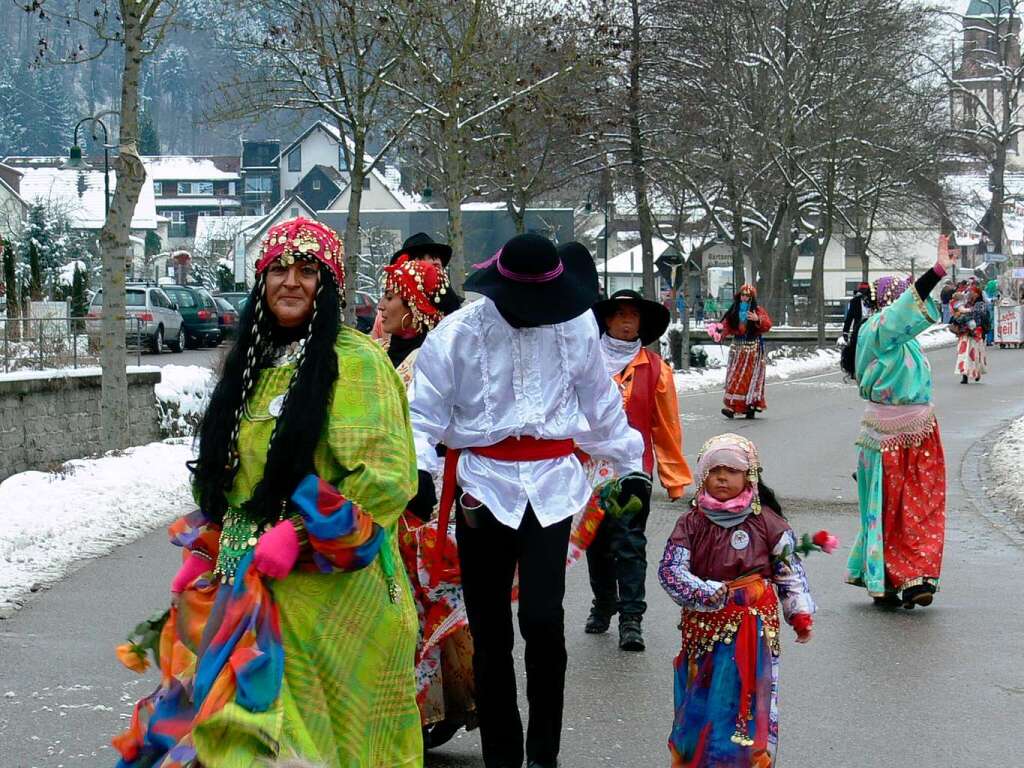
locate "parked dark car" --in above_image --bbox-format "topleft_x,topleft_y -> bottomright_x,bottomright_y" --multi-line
354,290 -> 375,334
215,291 -> 250,314
161,284 -> 221,349
213,296 -> 239,340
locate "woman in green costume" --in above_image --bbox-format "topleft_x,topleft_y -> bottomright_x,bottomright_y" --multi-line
113,217 -> 422,767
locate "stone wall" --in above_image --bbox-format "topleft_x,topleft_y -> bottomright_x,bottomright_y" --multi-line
0,369 -> 161,480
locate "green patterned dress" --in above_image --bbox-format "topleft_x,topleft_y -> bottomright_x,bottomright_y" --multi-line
193,326 -> 422,767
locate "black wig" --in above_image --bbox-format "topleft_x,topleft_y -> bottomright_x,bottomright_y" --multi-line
722,290 -> 760,332
189,264 -> 340,526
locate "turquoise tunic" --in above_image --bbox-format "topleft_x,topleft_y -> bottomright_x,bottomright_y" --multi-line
846,287 -> 940,595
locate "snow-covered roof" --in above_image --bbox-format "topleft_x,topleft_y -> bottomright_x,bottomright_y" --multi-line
604,238 -> 677,274
193,215 -> 264,255
283,121 -> 428,211
142,156 -> 239,182
154,198 -> 241,209
18,166 -> 158,231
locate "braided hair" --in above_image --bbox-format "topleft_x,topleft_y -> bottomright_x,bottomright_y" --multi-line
189,263 -> 341,526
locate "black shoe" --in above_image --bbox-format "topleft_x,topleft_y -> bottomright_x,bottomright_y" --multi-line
424,718 -> 461,749
619,617 -> 645,651
901,583 -> 935,609
585,607 -> 613,634
745,409 -> 757,419
872,592 -> 902,608
721,408 -> 735,419
961,374 -> 968,384
527,761 -> 558,768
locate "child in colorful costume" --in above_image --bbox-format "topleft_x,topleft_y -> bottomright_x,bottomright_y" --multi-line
709,285 -> 773,419
585,289 -> 694,651
659,433 -> 815,768
112,218 -> 422,767
378,254 -> 478,749
948,281 -> 989,384
845,249 -> 954,608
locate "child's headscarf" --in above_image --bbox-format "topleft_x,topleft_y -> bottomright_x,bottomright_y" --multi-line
695,433 -> 763,515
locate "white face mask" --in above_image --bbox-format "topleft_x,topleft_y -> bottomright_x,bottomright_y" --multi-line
601,334 -> 641,377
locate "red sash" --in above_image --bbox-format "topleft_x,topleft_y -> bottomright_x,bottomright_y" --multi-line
433,436 -> 576,568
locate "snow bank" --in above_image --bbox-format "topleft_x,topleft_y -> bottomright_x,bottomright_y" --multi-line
675,323 -> 955,394
154,364 -> 216,437
0,441 -> 194,612
989,416 -> 1024,522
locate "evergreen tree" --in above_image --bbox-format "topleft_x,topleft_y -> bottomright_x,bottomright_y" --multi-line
71,262 -> 88,328
2,239 -> 18,319
28,240 -> 43,301
0,60 -> 28,156
33,67 -> 74,155
139,109 -> 160,154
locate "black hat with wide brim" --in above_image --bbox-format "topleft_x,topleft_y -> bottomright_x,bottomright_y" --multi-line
465,234 -> 599,325
391,232 -> 453,267
593,289 -> 670,345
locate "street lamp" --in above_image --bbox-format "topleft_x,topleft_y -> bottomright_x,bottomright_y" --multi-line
584,192 -> 610,295
62,114 -> 114,216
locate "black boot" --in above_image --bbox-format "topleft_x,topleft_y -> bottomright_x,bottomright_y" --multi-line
424,718 -> 462,750
901,583 -> 935,609
619,616 -> 645,652
745,409 -> 757,419
721,407 -> 735,419
585,606 -> 613,634
872,592 -> 902,608
961,374 -> 968,384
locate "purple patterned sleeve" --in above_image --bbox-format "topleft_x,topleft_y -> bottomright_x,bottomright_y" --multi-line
771,531 -> 816,621
658,541 -> 727,611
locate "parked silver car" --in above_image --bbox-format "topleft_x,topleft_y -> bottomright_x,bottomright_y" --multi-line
88,284 -> 185,353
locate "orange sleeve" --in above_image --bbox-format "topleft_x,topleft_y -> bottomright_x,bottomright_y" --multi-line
651,360 -> 693,498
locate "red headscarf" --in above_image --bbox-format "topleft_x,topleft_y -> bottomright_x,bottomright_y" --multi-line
255,217 -> 345,290
382,254 -> 450,332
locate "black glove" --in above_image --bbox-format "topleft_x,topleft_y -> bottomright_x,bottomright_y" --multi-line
618,473 -> 652,509
407,470 -> 437,522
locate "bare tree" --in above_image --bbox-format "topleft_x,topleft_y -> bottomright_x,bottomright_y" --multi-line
26,0 -> 178,449
388,0 -> 576,289
215,0 -> 425,322
936,0 -> 1024,255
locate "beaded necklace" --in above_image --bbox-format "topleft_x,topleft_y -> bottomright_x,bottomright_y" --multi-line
214,511 -> 265,584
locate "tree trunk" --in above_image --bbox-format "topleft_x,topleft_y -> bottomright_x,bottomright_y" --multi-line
811,230 -> 831,348
628,0 -> 657,303
508,199 -> 526,234
97,1 -> 148,451
444,135 -> 467,292
343,131 -> 365,326
990,145 -> 1006,256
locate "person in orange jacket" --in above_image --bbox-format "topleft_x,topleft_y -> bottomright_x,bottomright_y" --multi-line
586,289 -> 694,651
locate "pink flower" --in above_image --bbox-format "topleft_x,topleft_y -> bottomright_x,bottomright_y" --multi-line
812,530 -> 840,554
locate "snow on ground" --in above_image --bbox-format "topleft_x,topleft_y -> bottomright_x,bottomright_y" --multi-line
988,416 -> 1024,523
154,364 -> 216,437
674,323 -> 955,394
0,440 -> 194,612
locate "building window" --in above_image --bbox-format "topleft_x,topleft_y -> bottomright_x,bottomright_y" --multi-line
177,182 -> 192,195
228,181 -> 237,196
312,178 -> 321,191
153,181 -> 163,196
168,210 -> 187,238
338,146 -> 348,171
244,175 -> 273,193
194,181 -> 213,196
362,176 -> 371,190
288,147 -> 302,172
290,207 -> 299,217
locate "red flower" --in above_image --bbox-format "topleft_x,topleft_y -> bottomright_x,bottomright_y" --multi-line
812,530 -> 840,554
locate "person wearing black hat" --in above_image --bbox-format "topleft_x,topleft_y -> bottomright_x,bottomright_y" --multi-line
840,282 -> 875,378
585,289 -> 694,651
407,234 -> 647,768
372,233 -> 462,339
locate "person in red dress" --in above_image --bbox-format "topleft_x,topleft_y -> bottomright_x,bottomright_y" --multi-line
710,285 -> 773,419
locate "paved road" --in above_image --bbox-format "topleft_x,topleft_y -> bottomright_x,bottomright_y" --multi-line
144,346 -> 223,370
1,345 -> 1022,767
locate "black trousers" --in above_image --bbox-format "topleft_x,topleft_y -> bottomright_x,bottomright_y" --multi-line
585,494 -> 651,619
456,498 -> 572,768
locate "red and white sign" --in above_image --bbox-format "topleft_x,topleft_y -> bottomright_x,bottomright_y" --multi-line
996,304 -> 1024,345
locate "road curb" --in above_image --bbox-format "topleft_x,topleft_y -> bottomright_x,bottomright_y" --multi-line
959,410 -> 1024,549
